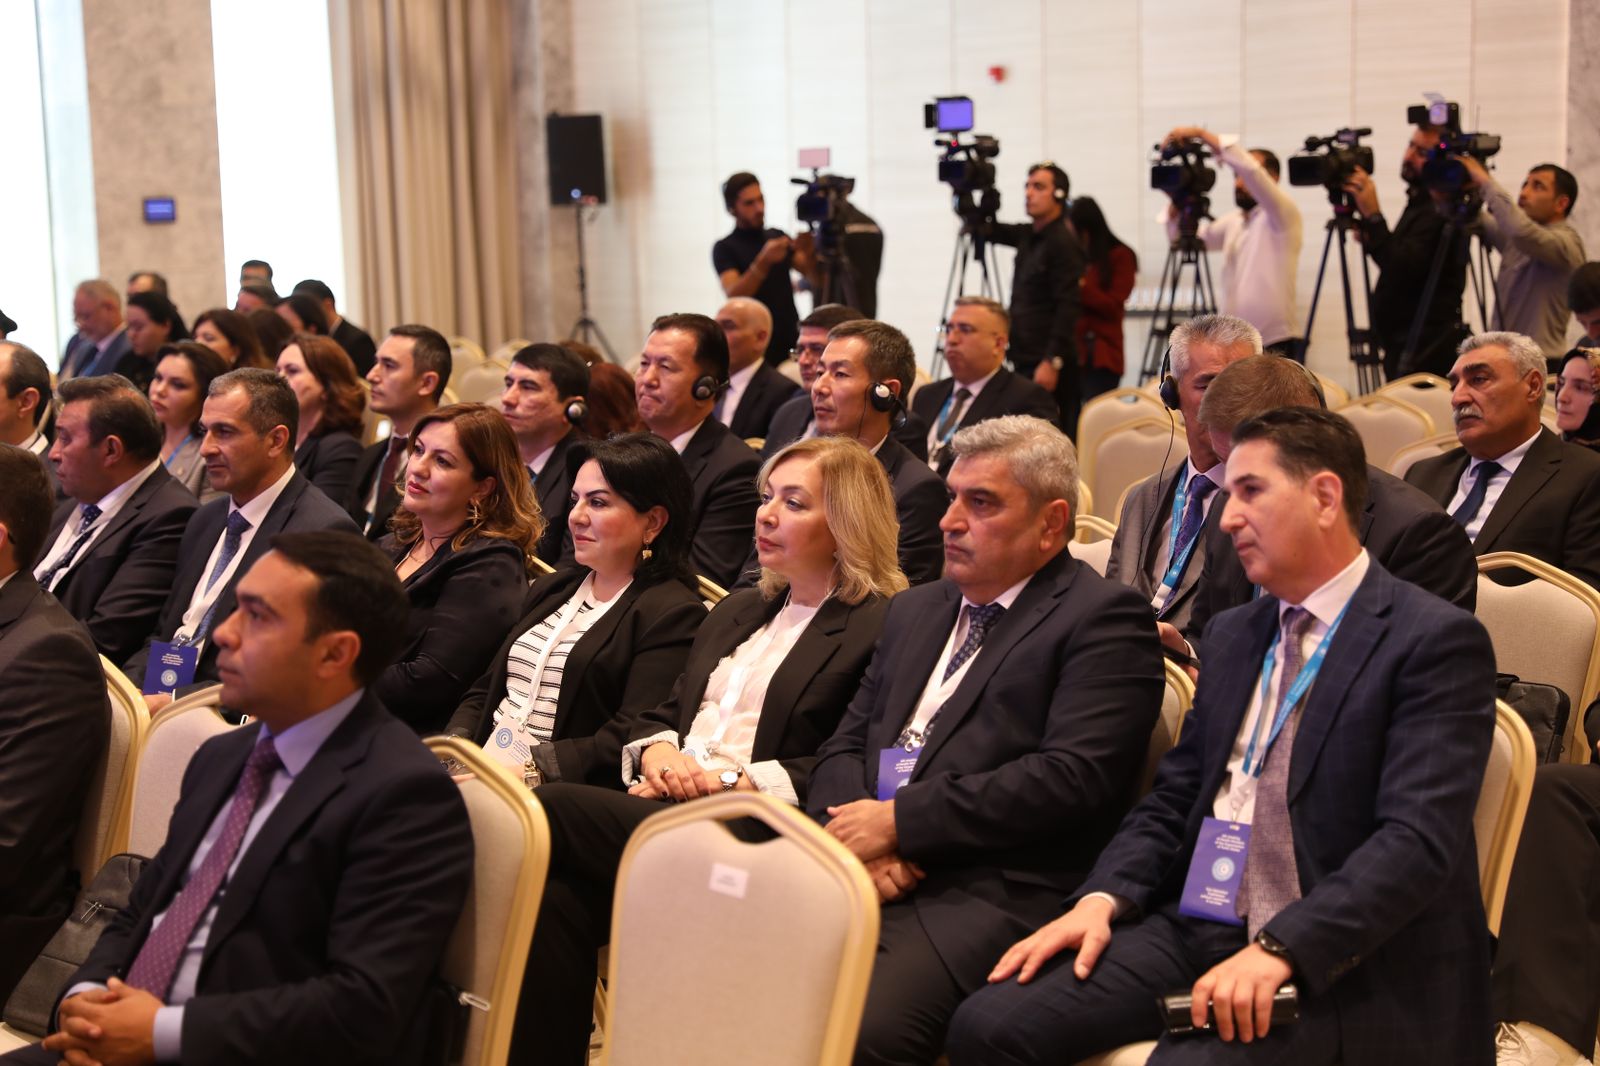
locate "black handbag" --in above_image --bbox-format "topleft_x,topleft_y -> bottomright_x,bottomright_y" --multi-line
1,853 -> 148,1037
1495,673 -> 1570,764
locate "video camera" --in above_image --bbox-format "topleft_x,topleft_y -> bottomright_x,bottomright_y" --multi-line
925,96 -> 1002,228
1289,127 -> 1375,205
1151,139 -> 1216,238
1407,98 -> 1501,198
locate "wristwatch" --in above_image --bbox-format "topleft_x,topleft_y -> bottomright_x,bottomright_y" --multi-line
1254,930 -> 1294,969
522,758 -> 543,790
1049,356 -> 1065,370
719,769 -> 741,792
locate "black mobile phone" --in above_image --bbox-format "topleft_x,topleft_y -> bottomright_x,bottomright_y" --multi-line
1158,983 -> 1299,1036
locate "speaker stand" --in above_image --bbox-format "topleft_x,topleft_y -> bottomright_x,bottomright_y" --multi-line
564,195 -> 618,362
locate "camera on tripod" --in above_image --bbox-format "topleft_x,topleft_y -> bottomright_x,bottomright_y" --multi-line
924,96 -> 1002,227
1289,128 -> 1375,203
794,173 -> 855,227
1407,99 -> 1501,205
1151,139 -> 1216,237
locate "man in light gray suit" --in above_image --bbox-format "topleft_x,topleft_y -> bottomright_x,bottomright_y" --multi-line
1105,314 -> 1260,634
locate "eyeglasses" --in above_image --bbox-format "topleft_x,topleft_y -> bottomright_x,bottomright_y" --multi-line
790,343 -> 828,359
942,321 -> 982,337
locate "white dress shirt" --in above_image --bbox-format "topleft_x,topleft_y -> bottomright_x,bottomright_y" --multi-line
901,574 -> 1031,743
175,464 -> 296,646
669,419 -> 708,455
716,361 -> 761,427
21,429 -> 47,456
926,367 -> 1000,461
34,461 -> 162,590
1444,428 -> 1540,542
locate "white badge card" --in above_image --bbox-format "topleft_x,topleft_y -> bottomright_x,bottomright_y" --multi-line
483,722 -> 533,773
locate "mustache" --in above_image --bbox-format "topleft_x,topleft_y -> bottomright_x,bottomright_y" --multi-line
1453,403 -> 1484,423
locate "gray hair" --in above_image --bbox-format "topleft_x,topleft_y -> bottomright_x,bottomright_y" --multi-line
1459,331 -> 1546,386
1170,313 -> 1263,380
953,295 -> 1010,332
951,414 -> 1078,515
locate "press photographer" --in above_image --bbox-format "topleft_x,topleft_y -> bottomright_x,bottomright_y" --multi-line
713,171 -> 816,365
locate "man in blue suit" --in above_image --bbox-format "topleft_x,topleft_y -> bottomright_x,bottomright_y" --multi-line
946,407 -> 1498,1065
60,280 -> 132,379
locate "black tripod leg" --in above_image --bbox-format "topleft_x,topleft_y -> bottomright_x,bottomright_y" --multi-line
1399,224 -> 1454,379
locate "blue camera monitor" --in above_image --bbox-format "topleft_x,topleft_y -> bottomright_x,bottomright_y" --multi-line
926,96 -> 974,134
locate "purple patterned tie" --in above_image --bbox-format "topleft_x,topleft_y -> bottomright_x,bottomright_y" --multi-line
125,737 -> 281,999
1238,606 -> 1315,938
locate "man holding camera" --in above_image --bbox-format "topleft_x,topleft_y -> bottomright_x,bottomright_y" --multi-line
1162,128 -> 1303,356
714,172 -> 815,366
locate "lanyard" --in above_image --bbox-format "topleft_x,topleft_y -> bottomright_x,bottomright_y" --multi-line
1156,471 -> 1205,600
899,605 -> 982,749
932,390 -> 969,447
162,434 -> 197,470
1240,602 -> 1350,779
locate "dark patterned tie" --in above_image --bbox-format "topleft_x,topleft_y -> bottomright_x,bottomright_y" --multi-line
1239,606 -> 1316,938
37,504 -> 103,590
380,434 -> 409,494
1450,460 -> 1503,533
183,510 -> 251,645
1158,473 -> 1216,607
125,736 -> 281,999
936,387 -> 973,441
943,602 -> 1006,681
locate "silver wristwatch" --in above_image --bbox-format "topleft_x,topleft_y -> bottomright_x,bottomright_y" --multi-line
719,769 -> 741,791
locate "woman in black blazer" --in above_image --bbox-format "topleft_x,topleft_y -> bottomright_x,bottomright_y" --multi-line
511,435 -> 910,1066
446,433 -> 707,784
377,403 -> 540,731
278,333 -> 366,503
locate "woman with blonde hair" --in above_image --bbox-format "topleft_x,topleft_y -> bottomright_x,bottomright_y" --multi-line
377,402 -> 543,731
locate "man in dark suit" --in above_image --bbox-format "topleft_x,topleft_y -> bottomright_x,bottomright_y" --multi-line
125,369 -> 357,711
1405,330 -> 1600,589
292,279 -> 377,376
947,408 -> 1497,1066
5,531 -> 473,1066
0,343 -> 52,458
346,324 -> 452,541
1180,355 -> 1478,647
501,342 -> 588,565
635,312 -> 760,588
60,280 -> 131,380
0,445 -> 108,1002
37,376 -> 197,664
806,414 -> 1164,1064
911,296 -> 1058,476
715,297 -> 801,441
1107,314 -> 1261,634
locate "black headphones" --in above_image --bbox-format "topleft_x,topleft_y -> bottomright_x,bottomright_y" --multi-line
692,374 -> 722,402
563,396 -> 589,424
1158,346 -> 1179,410
868,381 -> 908,429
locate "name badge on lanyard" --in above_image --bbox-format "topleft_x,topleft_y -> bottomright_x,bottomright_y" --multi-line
877,747 -> 920,800
1152,474 -> 1199,613
142,641 -> 199,695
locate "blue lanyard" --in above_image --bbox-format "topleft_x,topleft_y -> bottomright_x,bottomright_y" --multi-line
163,433 -> 197,469
1241,602 -> 1350,778
933,391 -> 961,446
1158,470 -> 1201,591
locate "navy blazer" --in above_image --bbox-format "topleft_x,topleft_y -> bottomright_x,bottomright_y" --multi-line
910,369 -> 1060,476
294,430 -> 364,507
68,693 -> 472,1066
679,419 -> 761,588
1084,560 -> 1495,1065
63,329 -> 133,379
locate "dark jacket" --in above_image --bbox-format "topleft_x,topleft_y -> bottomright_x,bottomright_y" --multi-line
679,419 -> 761,588
989,216 -> 1087,372
345,439 -> 404,543
294,429 -> 364,509
727,364 -> 802,441
910,370 -> 1060,476
1364,187 -> 1470,379
332,318 -> 378,377
532,431 -> 582,567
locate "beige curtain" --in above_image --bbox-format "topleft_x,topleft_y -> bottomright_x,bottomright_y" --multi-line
328,0 -> 523,352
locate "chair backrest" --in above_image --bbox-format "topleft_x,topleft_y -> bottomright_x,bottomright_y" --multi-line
1077,480 -> 1095,522
1067,538 -> 1112,576
452,359 -> 510,405
1313,371 -> 1350,410
1387,431 -> 1460,479
601,793 -> 878,1066
1088,416 -> 1187,521
1540,403 -> 1560,432
905,364 -> 932,406
744,436 -> 766,452
75,658 -> 150,875
1074,513 -> 1117,544
1139,660 -> 1195,797
697,574 -> 728,607
1378,373 -> 1453,431
1475,553 -> 1600,763
425,738 -> 550,1066
449,337 -> 487,376
126,687 -> 232,857
488,339 -> 534,366
1333,393 -> 1434,468
1476,701 -> 1535,935
1076,389 -> 1172,494
777,358 -> 804,386
530,555 -> 556,577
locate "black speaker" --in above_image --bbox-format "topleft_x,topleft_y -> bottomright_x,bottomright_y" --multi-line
546,114 -> 608,206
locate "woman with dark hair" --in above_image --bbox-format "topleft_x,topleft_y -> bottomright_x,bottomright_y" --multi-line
275,291 -> 330,335
446,432 -> 707,784
1556,347 -> 1600,451
1069,196 -> 1138,403
192,307 -> 269,369
377,403 -> 543,732
277,334 -> 367,502
121,291 -> 190,390
247,307 -> 295,360
148,341 -> 228,500
584,361 -> 645,438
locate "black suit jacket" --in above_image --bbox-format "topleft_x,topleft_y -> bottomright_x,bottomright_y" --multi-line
294,430 -> 364,507
445,569 -> 707,785
728,364 -> 802,441
125,472 -> 358,685
1105,461 -> 1223,635
68,693 -> 472,1066
332,318 -> 378,377
910,370 -> 1060,476
0,576 -> 107,1000
1186,465 -> 1478,643
1084,562 -> 1495,1064
532,431 -> 581,566
1405,427 -> 1600,589
44,466 -> 197,665
807,551 -> 1164,983
679,419 -> 761,588
345,439 -> 404,543
375,536 -> 531,733
64,330 -> 132,379
633,589 -> 889,804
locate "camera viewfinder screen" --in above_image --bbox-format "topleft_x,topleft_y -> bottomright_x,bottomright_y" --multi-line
935,97 -> 974,133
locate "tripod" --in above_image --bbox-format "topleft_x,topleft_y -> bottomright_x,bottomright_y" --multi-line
1139,229 -> 1217,381
1300,195 -> 1381,394
1396,216 -> 1493,380
814,232 -> 860,310
564,193 -> 617,362
929,222 -> 1007,379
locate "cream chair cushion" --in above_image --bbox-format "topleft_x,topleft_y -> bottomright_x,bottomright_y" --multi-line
126,689 -> 231,858
1088,417 -> 1187,521
1334,394 -> 1433,468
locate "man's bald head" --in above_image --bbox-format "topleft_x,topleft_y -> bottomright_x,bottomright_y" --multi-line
717,296 -> 774,373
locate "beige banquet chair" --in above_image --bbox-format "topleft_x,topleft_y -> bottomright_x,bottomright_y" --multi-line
489,339 -> 534,366
1138,659 -> 1195,797
1333,392 -> 1434,468
1086,417 -> 1188,522
1312,371 -> 1350,411
697,574 -> 729,608
449,337 -> 487,377
1387,432 -> 1459,480
1077,389 -> 1173,495
452,359 -> 511,405
1378,372 -> 1454,432
598,792 -> 878,1066
126,686 -> 232,858
76,658 -> 150,873
1068,515 -> 1117,575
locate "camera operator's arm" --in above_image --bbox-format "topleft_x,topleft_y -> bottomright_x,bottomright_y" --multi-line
1159,127 -> 1224,249
1344,166 -> 1409,266
1218,142 -> 1299,231
791,230 -> 818,290
984,221 -> 1032,249
717,234 -> 793,298
1465,158 -> 1586,271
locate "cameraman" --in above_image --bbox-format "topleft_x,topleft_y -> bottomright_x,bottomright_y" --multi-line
985,162 -> 1087,431
713,172 -> 816,365
1161,127 -> 1303,354
1460,158 -> 1585,358
1343,122 -> 1471,379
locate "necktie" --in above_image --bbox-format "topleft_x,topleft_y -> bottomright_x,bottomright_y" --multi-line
125,736 -> 281,1000
937,387 -> 973,441
943,602 -> 1006,682
1450,460 -> 1504,533
184,510 -> 252,645
37,504 -> 103,590
1238,606 -> 1316,938
380,435 -> 409,495
1161,473 -> 1216,591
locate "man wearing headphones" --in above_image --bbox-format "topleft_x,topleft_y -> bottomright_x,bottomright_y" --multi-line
714,172 -> 813,366
986,162 -> 1088,434
635,312 -> 761,588
502,343 -> 591,566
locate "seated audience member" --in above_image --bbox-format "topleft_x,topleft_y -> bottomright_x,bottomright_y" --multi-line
246,306 -> 294,361
947,408 -> 1497,1066
446,432 -> 707,781
1570,262 -> 1600,348
277,334 -> 366,503
634,311 -> 760,587
125,368 -> 357,710
762,302 -> 866,456
293,279 -> 377,376
0,342 -> 52,456
126,271 -> 167,299
276,291 -> 330,337
805,414 -> 1163,1064
510,435 -> 906,1064
61,280 -> 130,380
192,307 -> 269,369
1106,314 -> 1259,633
150,342 -> 230,500
1070,196 -> 1139,403
1182,356 -> 1477,648
0,446 -> 108,1001
715,296 -> 802,439
347,324 -> 452,541
912,296 -> 1059,476
1405,331 -> 1600,589
0,531 -> 473,1066
501,343 -> 589,565
239,258 -> 273,287
376,403 -> 538,733
584,361 -> 645,438
1555,346 -> 1600,450
235,280 -> 281,315
122,291 -> 190,392
39,376 -> 197,663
